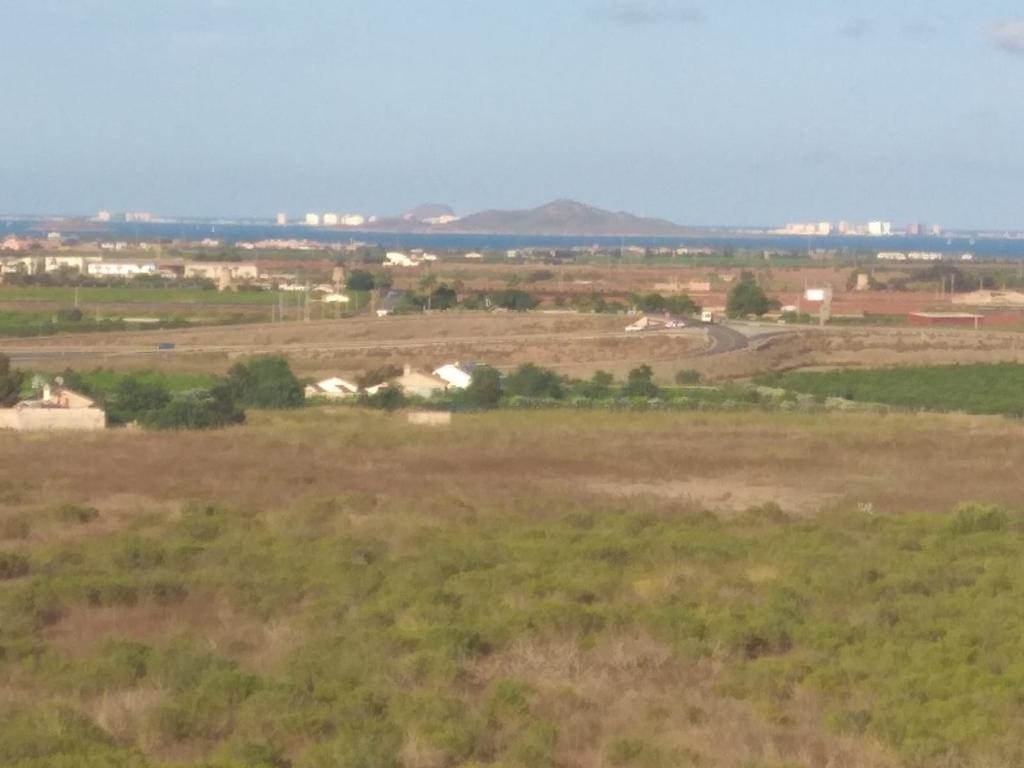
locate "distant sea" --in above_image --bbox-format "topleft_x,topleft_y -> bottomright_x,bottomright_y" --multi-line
4,218 -> 1024,259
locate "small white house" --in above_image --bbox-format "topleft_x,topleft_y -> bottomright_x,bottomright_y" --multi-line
87,261 -> 157,278
384,252 -> 417,268
394,365 -> 448,398
433,362 -> 476,390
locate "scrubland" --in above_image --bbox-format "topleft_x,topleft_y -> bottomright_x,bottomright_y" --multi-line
2,409 -> 1024,767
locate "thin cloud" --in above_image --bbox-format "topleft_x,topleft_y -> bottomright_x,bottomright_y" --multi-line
597,1 -> 706,27
989,20 -> 1024,55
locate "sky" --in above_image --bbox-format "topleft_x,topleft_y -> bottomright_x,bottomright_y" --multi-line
1,0 -> 1023,228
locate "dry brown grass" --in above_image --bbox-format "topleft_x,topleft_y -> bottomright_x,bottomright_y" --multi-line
1,408 -> 1021,520
46,597 -> 299,674
472,634 -> 897,768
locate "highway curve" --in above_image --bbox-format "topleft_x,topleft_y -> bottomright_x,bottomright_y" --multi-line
705,324 -> 750,355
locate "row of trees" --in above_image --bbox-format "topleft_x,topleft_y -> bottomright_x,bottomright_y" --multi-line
64,356 -> 304,430
363,363 -> 675,412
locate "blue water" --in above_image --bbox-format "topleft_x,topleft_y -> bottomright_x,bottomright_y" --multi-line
4,218 -> 1023,259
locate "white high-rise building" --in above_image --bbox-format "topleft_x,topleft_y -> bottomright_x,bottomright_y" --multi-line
305,213 -> 321,226
276,213 -> 288,226
868,221 -> 892,236
323,213 -> 340,226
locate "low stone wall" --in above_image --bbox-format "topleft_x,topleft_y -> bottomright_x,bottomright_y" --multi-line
0,408 -> 106,432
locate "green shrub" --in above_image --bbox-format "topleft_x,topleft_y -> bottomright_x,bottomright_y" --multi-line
140,385 -> 245,430
674,369 -> 702,385
949,503 -> 1008,535
0,552 -> 30,580
53,504 -> 101,525
226,356 -> 304,409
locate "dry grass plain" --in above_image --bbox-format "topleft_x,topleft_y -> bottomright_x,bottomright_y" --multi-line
2,408 -> 1021,514
4,408 -> 1024,767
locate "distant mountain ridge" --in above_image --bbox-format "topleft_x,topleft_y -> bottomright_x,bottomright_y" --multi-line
436,199 -> 689,236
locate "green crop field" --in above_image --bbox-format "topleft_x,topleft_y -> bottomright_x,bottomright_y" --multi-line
759,363 -> 1024,417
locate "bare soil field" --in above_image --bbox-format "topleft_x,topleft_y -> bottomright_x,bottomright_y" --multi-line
688,325 -> 1024,380
0,312 -> 707,379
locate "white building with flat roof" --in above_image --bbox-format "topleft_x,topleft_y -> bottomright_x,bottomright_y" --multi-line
305,213 -> 321,226
87,261 -> 157,277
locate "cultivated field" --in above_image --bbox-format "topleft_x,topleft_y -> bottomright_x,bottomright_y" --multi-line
3,408 -> 1024,767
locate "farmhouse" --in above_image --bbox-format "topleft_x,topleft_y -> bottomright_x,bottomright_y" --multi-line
433,362 -> 476,390
395,365 -> 448,398
0,383 -> 106,432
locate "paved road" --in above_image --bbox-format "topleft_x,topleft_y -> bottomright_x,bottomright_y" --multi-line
3,327 -> 708,363
705,324 -> 751,355
2,321 -> 782,365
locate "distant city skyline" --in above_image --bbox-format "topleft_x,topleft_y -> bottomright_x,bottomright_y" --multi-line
1,1 -> 1023,228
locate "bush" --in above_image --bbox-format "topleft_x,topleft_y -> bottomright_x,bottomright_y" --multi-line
346,269 -> 376,291
53,503 -> 101,525
674,369 -> 701,385
489,289 -> 539,311
0,353 -> 25,407
362,387 -> 406,412
0,552 -> 30,580
949,503 -> 1008,535
624,365 -> 659,399
108,376 -> 172,424
573,370 -> 614,399
504,364 -> 564,399
140,385 -> 245,431
462,366 -> 502,409
226,356 -> 304,409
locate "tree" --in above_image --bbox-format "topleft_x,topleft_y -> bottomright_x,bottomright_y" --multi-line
727,273 -> 770,318
463,366 -> 502,409
489,289 -> 539,311
362,386 -> 406,412
346,270 -> 376,292
504,363 -> 564,399
675,369 -> 702,385
624,364 -> 660,399
0,354 -> 25,407
226,356 -> 304,409
430,284 -> 458,311
141,384 -> 245,430
108,376 -> 172,424
574,370 -> 614,399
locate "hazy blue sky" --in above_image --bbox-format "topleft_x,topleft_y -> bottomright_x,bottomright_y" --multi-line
2,0 -> 1023,227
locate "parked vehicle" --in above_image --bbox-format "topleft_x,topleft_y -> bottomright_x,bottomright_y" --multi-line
157,342 -> 176,351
